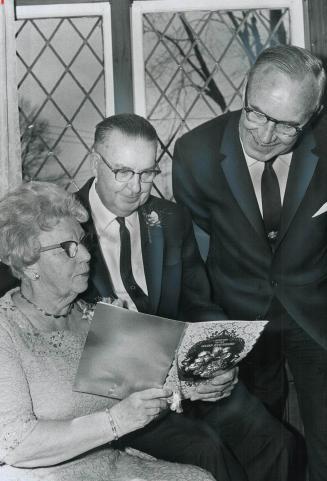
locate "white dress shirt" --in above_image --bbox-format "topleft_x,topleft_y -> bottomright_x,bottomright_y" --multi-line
89,181 -> 148,311
242,148 -> 292,215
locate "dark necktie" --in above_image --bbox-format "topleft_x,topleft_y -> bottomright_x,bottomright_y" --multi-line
261,159 -> 281,244
116,217 -> 149,312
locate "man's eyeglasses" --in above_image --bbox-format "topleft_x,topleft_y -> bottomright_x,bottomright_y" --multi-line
40,235 -> 90,259
94,151 -> 161,183
243,83 -> 305,137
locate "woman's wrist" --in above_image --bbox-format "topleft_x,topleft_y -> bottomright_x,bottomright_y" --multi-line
105,408 -> 120,441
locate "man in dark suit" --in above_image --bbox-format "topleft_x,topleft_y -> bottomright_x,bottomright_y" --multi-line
77,113 -> 295,481
173,45 -> 327,481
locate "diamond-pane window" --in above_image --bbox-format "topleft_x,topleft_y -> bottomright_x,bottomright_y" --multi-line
16,14 -> 108,191
134,7 -> 292,199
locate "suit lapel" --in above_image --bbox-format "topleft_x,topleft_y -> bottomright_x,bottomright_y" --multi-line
220,113 -> 267,242
77,179 -> 116,299
275,129 -> 319,248
139,202 -> 164,313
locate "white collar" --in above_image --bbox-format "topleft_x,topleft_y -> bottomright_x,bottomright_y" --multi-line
89,180 -> 137,234
241,143 -> 293,168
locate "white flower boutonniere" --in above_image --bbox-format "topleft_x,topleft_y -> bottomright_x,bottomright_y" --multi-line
145,210 -> 161,227
144,210 -> 161,243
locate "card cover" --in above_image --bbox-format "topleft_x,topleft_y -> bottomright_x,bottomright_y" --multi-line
74,302 -> 267,400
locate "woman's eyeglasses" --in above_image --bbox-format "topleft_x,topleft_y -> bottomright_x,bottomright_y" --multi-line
40,235 -> 90,259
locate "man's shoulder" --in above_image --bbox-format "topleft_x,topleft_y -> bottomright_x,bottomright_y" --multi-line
144,196 -> 190,228
177,110 -> 240,148
146,195 -> 185,215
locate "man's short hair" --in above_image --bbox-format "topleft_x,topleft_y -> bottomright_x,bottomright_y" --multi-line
94,113 -> 158,146
249,45 -> 326,108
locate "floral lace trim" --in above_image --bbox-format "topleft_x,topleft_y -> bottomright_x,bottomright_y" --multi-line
0,416 -> 36,458
0,290 -> 17,312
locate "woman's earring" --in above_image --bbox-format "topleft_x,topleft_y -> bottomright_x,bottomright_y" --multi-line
33,273 -> 40,280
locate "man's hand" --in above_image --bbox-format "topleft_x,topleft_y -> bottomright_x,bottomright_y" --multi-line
190,366 -> 238,402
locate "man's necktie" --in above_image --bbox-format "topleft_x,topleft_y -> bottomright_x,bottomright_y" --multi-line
116,217 -> 149,312
261,159 -> 281,244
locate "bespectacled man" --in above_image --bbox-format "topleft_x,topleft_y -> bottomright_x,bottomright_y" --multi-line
173,45 -> 327,481
77,113 -> 294,481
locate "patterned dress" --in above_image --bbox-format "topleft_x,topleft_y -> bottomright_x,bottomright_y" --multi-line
0,289 -> 214,481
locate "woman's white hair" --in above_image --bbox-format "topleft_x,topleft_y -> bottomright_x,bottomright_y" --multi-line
0,181 -> 88,279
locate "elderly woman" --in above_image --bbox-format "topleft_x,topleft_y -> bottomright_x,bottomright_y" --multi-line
0,181 -> 214,481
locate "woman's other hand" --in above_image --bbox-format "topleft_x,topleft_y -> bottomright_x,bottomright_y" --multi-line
109,388 -> 172,437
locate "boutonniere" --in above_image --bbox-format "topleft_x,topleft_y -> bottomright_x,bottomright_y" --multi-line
143,210 -> 161,243
145,210 -> 161,227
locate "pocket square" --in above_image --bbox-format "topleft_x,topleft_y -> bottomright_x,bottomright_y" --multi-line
312,202 -> 327,218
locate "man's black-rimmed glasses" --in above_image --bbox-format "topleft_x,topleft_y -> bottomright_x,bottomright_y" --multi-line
243,83 -> 305,137
94,151 -> 161,183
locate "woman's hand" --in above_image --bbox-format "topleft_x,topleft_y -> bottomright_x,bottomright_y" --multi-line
109,388 -> 172,437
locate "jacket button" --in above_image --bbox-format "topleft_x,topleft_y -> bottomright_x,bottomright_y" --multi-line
271,280 -> 278,287
130,285 -> 136,291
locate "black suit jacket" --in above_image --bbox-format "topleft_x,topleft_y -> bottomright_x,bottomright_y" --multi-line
0,263 -> 18,297
77,179 -> 225,322
173,110 -> 327,348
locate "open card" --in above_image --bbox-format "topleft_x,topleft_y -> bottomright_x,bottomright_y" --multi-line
74,302 -> 267,400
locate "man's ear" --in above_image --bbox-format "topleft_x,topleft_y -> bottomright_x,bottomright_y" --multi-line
315,104 -> 324,117
90,151 -> 99,181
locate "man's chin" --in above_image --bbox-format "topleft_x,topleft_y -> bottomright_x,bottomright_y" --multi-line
118,194 -> 149,215
245,142 -> 285,162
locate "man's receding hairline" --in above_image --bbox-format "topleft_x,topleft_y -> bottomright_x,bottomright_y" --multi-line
94,127 -> 158,147
248,64 -> 320,101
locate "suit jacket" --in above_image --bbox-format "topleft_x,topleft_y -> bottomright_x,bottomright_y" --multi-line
173,110 -> 327,348
0,263 -> 18,297
77,179 -> 225,322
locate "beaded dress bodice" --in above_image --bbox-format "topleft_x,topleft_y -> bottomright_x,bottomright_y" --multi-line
0,289 -> 213,481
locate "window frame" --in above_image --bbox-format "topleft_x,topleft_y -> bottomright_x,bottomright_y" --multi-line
16,1 -> 114,116
131,0 -> 306,116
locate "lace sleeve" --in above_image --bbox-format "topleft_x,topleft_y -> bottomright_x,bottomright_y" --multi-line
0,320 -> 37,463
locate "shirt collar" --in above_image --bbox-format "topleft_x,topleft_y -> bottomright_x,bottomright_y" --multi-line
240,141 -> 293,168
89,180 -> 138,234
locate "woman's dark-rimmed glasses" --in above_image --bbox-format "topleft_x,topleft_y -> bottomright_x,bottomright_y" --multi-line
40,235 -> 90,259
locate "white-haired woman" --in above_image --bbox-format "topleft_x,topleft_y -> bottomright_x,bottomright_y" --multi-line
0,181 -> 214,481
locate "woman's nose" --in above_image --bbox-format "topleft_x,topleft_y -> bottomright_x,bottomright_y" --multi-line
79,244 -> 91,262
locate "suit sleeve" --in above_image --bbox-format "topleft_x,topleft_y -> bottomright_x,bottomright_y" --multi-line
172,138 -> 211,235
178,207 -> 227,322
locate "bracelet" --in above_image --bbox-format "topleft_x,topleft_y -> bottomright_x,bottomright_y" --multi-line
105,408 -> 119,441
